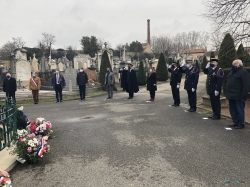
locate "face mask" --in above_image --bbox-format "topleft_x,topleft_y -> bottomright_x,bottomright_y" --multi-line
56,71 -> 59,74
231,65 -> 237,71
186,64 -> 190,68
6,76 -> 10,79
32,74 -> 36,77
80,70 -> 83,72
210,64 -> 215,68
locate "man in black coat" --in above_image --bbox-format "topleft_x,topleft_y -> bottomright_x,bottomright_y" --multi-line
76,68 -> 88,101
168,62 -> 181,106
119,67 -> 127,91
226,59 -> 250,129
179,61 -> 199,112
126,63 -> 139,99
3,73 -> 17,101
51,70 -> 66,103
203,58 -> 224,120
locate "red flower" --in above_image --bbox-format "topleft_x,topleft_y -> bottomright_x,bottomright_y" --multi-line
30,125 -> 36,132
30,121 -> 36,125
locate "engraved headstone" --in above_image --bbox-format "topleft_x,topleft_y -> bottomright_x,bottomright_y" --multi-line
16,60 -> 31,82
58,62 -> 64,72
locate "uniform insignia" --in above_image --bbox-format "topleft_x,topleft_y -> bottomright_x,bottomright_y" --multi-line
217,68 -> 224,77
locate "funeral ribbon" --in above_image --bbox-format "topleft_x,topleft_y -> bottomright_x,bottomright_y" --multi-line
30,77 -> 38,87
37,138 -> 46,157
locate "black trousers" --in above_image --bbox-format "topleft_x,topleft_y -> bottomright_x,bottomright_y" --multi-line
129,92 -> 134,98
209,93 -> 221,117
79,85 -> 86,100
150,91 -> 155,99
6,92 -> 15,102
187,90 -> 197,110
171,85 -> 180,105
55,84 -> 62,102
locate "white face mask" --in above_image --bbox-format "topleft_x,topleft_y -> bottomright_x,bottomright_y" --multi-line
186,64 -> 190,68
56,71 -> 59,74
80,70 -> 83,72
149,69 -> 152,72
32,74 -> 36,77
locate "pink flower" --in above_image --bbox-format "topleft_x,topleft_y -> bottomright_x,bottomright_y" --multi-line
18,138 -> 23,142
27,147 -> 32,153
27,133 -> 35,139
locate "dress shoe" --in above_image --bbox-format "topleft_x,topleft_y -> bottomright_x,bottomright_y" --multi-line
106,97 -> 111,99
174,104 -> 179,107
60,100 -> 63,102
151,98 -> 154,101
128,97 -> 133,99
228,124 -> 237,127
208,115 -> 214,118
212,116 -> 220,120
235,125 -> 245,129
189,109 -> 196,112
56,101 -> 59,103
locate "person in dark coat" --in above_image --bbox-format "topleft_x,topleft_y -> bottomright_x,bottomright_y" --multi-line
51,70 -> 66,103
3,73 -> 17,101
226,59 -> 250,129
119,67 -> 128,91
168,62 -> 181,106
126,63 -> 139,99
76,68 -> 88,101
179,60 -> 199,112
203,58 -> 224,120
147,67 -> 157,101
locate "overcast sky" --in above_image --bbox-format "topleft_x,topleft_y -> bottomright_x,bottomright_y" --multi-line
0,0 -> 210,50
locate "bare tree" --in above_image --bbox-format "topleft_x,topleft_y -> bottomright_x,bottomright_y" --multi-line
203,0 -> 250,42
39,32 -> 56,58
0,37 -> 26,58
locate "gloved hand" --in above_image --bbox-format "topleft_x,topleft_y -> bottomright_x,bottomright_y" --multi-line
176,85 -> 180,89
153,84 -> 156,86
192,88 -> 195,92
215,90 -> 219,96
168,65 -> 172,69
205,62 -> 210,69
180,62 -> 185,67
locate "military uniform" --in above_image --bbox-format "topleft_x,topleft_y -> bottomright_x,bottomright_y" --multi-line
180,66 -> 199,111
168,66 -> 181,106
204,66 -> 224,119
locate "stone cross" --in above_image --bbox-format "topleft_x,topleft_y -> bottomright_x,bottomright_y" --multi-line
123,45 -> 126,61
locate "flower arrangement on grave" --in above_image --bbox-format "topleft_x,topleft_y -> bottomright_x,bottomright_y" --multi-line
0,170 -> 12,187
26,117 -> 54,138
10,129 -> 50,164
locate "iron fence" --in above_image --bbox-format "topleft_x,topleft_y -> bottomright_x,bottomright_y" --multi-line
0,98 -> 17,151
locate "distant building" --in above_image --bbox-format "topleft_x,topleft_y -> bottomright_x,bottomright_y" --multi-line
182,49 -> 207,61
204,51 -> 219,60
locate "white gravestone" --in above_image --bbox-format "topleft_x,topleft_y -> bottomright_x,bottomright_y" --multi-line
50,60 -> 57,70
58,62 -> 64,72
16,60 -> 31,81
31,54 -> 39,72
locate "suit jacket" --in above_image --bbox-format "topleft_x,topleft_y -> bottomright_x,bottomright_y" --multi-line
179,66 -> 199,90
76,72 -> 88,86
126,69 -> 139,93
51,73 -> 66,90
3,77 -> 17,93
29,76 -> 41,90
105,71 -> 114,86
204,67 -> 224,94
168,67 -> 181,86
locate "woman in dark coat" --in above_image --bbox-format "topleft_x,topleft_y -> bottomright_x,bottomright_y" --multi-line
147,67 -> 157,101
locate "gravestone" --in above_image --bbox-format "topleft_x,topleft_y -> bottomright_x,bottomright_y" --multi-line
85,69 -> 97,81
16,60 -> 31,88
31,54 -> 39,72
39,55 -> 48,72
58,62 -> 64,72
50,60 -> 57,70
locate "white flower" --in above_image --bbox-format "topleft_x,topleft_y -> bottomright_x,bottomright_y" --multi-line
32,138 -> 38,144
17,106 -> 23,111
28,140 -> 33,146
36,117 -> 45,124
43,136 -> 48,141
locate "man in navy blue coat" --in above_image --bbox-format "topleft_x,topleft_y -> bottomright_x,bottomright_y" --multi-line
203,58 -> 224,120
179,60 -> 199,112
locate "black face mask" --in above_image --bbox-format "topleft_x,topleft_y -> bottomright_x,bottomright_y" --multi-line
128,67 -> 131,70
6,76 -> 10,79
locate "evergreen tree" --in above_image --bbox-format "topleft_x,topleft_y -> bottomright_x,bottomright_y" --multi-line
137,61 -> 146,85
99,50 -> 112,90
156,52 -> 168,81
237,43 -> 244,61
201,55 -> 208,69
218,33 -> 237,69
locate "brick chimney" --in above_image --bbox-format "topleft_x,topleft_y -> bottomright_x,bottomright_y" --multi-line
147,19 -> 150,45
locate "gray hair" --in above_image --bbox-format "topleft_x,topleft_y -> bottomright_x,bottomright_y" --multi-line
234,59 -> 243,66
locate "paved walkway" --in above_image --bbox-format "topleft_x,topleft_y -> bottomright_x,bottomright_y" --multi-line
3,73 -> 250,186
